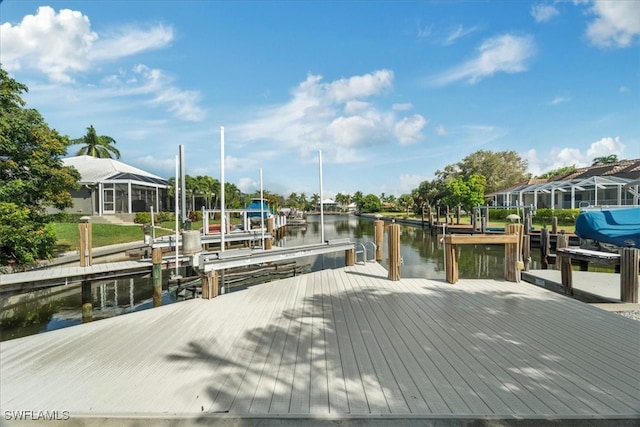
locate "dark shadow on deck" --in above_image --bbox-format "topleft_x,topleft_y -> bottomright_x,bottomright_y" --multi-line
164,268 -> 640,424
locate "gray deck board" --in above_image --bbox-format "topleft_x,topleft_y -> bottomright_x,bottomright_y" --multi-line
1,262 -> 639,421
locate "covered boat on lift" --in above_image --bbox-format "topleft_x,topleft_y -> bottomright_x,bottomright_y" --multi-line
575,206 -> 640,251
246,198 -> 273,225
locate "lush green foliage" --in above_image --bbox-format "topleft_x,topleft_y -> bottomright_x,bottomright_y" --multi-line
536,165 -> 576,179
443,174 -> 486,213
358,194 -> 382,213
134,211 -> 176,224
488,208 -> 579,225
0,68 -> 80,265
0,202 -> 57,265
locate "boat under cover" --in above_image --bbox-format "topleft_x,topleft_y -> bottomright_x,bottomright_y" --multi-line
575,207 -> 640,250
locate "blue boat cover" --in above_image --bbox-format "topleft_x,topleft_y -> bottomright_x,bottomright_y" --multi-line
575,208 -> 640,248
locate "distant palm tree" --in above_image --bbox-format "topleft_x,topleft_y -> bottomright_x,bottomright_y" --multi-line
592,154 -> 618,165
70,125 -> 121,159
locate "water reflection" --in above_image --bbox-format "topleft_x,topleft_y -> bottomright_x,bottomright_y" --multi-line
1,215 -> 537,341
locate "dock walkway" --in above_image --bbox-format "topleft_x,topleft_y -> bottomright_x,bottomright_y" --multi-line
1,262 -> 638,426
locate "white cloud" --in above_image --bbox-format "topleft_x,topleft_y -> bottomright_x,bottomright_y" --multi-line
395,115 -> 427,145
392,103 -> 413,111
399,173 -> 429,193
583,0 -> 640,48
550,96 -> 571,105
436,125 -> 448,136
90,25 -> 173,61
586,136 -> 625,159
233,70 -> 423,164
237,177 -> 258,193
0,6 -> 173,82
531,4 -> 560,23
103,65 -> 206,121
431,34 -> 536,85
524,136 -> 626,176
326,70 -> 393,103
443,24 -> 479,45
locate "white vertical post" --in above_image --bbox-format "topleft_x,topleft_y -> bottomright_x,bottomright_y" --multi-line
260,168 -> 265,250
174,155 -> 179,278
319,150 -> 325,243
180,145 -> 186,227
220,126 -> 226,253
150,206 -> 155,240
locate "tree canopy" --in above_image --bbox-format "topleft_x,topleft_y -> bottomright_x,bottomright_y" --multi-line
437,150 -> 529,195
0,67 -> 80,266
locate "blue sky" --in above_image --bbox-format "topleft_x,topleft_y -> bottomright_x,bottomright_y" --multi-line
1,1 -> 639,199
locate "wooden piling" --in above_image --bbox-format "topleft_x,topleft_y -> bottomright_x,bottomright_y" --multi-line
152,247 -> 163,307
201,270 -> 219,299
559,251 -> 573,295
540,227 -> 550,269
387,224 -> 401,281
266,217 -> 274,250
555,233 -> 569,271
374,220 -> 384,261
524,214 -> 532,236
621,247 -> 639,303
345,248 -> 355,266
551,217 -> 558,235
78,222 -> 93,267
522,235 -> 531,271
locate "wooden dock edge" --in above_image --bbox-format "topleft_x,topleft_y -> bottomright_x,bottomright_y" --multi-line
5,413 -> 638,427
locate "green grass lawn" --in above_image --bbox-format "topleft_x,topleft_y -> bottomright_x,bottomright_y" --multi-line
52,221 -> 206,253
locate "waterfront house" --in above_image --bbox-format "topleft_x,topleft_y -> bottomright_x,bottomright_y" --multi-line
488,158 -> 640,209
52,156 -> 170,217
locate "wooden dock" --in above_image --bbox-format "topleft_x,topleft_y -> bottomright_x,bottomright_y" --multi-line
0,261 -> 153,294
1,262 -> 638,425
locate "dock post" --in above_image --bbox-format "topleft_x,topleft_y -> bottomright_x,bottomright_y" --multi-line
444,240 -> 458,284
266,217 -> 274,250
559,252 -> 573,295
620,247 -> 639,303
152,247 -> 163,307
524,214 -> 532,235
345,248 -> 355,266
551,217 -> 558,235
505,223 -> 524,274
522,235 -> 531,271
387,224 -> 401,281
79,218 -> 92,267
540,227 -> 550,269
201,270 -> 219,299
374,220 -> 384,261
555,233 -> 568,271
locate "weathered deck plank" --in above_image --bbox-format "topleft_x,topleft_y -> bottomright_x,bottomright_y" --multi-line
1,261 -> 639,423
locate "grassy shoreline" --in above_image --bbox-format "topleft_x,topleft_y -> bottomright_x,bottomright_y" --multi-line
52,213 -> 575,255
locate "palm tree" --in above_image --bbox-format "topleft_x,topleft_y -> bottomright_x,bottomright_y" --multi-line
592,154 -> 618,165
70,125 -> 121,159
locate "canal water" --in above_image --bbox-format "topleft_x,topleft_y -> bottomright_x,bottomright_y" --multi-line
0,215 -> 537,341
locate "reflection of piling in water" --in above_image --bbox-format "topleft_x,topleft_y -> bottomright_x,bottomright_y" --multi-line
81,280 -> 92,323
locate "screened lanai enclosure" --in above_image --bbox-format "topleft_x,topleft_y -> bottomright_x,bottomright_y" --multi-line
60,156 -> 169,216
489,159 -> 640,209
